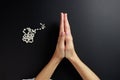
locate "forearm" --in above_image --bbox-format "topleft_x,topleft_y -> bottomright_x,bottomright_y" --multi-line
68,53 -> 100,80
35,54 -> 62,80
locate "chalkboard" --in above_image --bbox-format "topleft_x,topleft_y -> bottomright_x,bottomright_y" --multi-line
1,0 -> 120,80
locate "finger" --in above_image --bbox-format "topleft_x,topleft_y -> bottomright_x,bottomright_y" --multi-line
64,13 -> 71,35
59,12 -> 64,35
64,13 -> 73,41
58,32 -> 65,48
58,13 -> 65,45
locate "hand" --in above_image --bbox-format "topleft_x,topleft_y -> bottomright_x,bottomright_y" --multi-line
64,13 -> 77,60
53,13 -> 65,60
53,13 -> 77,61
35,13 -> 100,80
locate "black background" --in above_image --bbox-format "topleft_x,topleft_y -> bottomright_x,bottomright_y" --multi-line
1,0 -> 120,80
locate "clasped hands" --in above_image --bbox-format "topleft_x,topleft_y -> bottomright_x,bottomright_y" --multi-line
53,13 -> 77,61
35,13 -> 100,80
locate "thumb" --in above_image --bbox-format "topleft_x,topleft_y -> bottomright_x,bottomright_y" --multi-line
58,32 -> 65,47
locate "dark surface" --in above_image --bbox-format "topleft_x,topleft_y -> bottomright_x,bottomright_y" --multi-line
1,0 -> 120,80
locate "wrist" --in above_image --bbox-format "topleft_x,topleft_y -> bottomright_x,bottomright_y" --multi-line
67,52 -> 79,62
52,53 -> 63,63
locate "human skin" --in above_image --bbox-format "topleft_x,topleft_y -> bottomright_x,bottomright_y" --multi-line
35,13 -> 100,80
64,13 -> 100,80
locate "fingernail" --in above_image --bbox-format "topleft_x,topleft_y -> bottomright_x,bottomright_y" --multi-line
61,12 -> 63,15
65,13 -> 67,16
